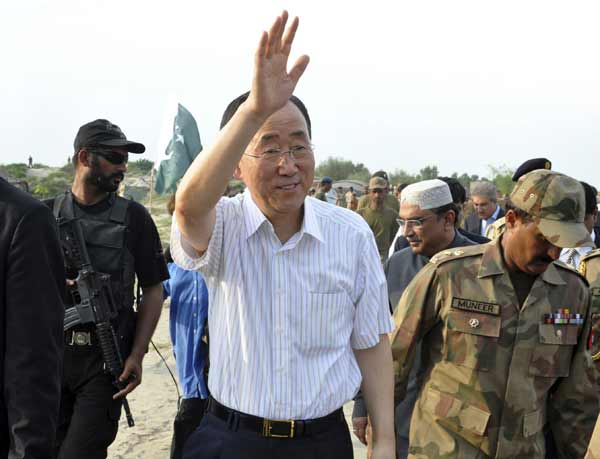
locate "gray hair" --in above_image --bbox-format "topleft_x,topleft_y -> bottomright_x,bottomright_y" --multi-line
470,181 -> 497,202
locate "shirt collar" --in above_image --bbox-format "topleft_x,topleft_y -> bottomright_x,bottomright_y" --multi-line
487,204 -> 500,222
301,197 -> 325,243
242,189 -> 268,239
242,189 -> 324,243
477,237 -> 565,285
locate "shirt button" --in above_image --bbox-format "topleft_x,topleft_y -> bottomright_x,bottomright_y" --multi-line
556,329 -> 563,338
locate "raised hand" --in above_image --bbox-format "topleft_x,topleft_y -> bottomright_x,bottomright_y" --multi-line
246,11 -> 310,120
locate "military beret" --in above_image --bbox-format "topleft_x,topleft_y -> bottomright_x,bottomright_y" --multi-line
512,158 -> 551,182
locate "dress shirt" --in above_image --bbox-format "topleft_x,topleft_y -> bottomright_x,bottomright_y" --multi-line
170,189 -> 393,420
163,263 -> 209,399
480,204 -> 501,236
559,230 -> 596,269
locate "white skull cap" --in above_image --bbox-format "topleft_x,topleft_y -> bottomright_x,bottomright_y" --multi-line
400,179 -> 453,210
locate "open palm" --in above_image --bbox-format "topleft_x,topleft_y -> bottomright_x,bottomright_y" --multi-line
248,11 -> 310,119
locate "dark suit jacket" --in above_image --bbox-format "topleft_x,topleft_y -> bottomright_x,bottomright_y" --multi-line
393,227 -> 488,253
0,178 -> 65,458
463,206 -> 506,236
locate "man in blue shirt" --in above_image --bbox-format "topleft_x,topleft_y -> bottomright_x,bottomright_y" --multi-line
163,246 -> 209,459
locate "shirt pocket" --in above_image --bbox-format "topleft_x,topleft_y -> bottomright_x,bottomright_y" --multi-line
297,291 -> 353,351
529,323 -> 578,378
444,310 -> 501,371
421,386 -> 491,440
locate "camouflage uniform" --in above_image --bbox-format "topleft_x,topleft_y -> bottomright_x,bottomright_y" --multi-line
391,241 -> 597,458
357,193 -> 400,213
484,216 -> 505,240
392,170 -> 599,458
356,206 -> 399,263
579,250 -> 600,364
579,250 -> 600,459
580,249 -> 600,286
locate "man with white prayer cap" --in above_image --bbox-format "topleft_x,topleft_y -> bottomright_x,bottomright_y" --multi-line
352,179 -> 478,458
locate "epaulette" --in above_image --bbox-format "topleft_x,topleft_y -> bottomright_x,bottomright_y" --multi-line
579,249 -> 600,277
430,244 -> 486,265
553,260 -> 589,285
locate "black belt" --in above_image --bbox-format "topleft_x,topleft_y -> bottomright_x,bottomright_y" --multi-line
207,397 -> 345,439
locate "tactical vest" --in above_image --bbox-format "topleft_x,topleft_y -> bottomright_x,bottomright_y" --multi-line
53,192 -> 137,352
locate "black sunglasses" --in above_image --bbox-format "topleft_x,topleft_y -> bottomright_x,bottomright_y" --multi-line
90,149 -> 129,165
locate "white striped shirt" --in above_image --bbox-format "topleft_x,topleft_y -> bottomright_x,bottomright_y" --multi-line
170,190 -> 393,420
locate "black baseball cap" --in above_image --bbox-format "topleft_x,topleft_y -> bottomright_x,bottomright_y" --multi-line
74,119 -> 145,153
512,157 -> 551,182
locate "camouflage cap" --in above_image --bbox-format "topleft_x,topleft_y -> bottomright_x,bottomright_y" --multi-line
510,169 -> 593,248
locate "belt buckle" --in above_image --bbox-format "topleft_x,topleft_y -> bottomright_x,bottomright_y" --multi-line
70,331 -> 92,346
262,419 -> 295,438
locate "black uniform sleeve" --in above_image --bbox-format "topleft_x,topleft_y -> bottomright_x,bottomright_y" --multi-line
6,204 -> 65,458
128,202 -> 169,287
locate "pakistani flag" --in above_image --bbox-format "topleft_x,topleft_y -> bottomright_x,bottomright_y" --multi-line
154,103 -> 202,194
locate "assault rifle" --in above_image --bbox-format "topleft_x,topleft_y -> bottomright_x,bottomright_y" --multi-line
58,217 -> 135,427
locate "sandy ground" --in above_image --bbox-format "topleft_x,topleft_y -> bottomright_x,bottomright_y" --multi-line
108,302 -> 367,458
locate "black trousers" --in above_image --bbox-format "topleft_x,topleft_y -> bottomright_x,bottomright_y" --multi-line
183,411 -> 353,459
54,345 -> 122,459
171,397 -> 208,459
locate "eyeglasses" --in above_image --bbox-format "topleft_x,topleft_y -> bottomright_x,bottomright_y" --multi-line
371,188 -> 386,194
396,214 -> 436,228
244,145 -> 314,163
89,149 -> 129,165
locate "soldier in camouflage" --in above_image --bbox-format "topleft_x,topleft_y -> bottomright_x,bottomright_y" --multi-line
484,158 -> 552,240
579,249 -> 600,366
579,242 -> 600,458
391,169 -> 599,458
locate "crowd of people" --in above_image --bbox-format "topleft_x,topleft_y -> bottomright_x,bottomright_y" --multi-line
2,10 -> 600,459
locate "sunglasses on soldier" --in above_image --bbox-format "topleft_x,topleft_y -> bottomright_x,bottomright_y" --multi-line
89,149 -> 129,165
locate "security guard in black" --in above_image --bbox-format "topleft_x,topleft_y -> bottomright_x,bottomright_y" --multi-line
45,119 -> 169,459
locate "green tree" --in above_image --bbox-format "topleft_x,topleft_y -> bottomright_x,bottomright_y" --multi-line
417,165 -> 439,181
389,169 -> 417,186
453,173 -> 481,189
488,165 -> 514,196
315,157 -> 370,181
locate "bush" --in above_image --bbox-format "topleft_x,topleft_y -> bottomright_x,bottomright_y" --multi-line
0,163 -> 28,180
30,169 -> 74,199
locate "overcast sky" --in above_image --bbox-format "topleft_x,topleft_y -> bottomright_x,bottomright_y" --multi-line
2,0 -> 599,184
